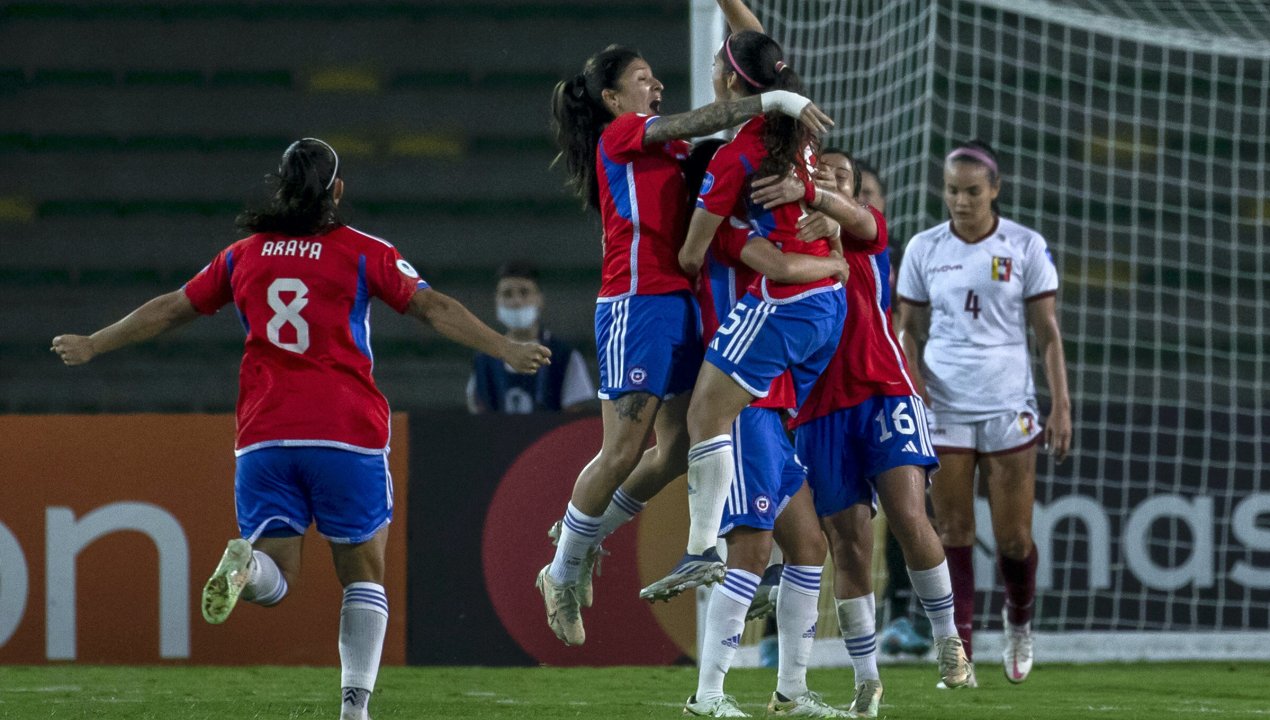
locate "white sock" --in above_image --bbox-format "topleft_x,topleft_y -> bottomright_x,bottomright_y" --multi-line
596,487 -> 646,543
242,550 -> 288,606
339,582 -> 388,693
836,594 -> 880,684
548,503 -> 600,584
908,561 -> 958,639
696,568 -> 759,702
776,564 -> 822,698
686,436 -> 733,555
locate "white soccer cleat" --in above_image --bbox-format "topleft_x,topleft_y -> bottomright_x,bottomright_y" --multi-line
846,680 -> 883,718
684,694 -> 750,717
536,564 -> 585,646
1002,609 -> 1034,683
934,635 -> 976,689
766,690 -> 850,717
546,520 -> 607,608
201,538 -> 253,624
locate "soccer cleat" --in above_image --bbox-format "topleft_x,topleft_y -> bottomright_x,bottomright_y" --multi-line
766,690 -> 850,717
683,694 -> 750,717
934,635 -> 975,689
935,664 -> 977,690
879,617 -> 933,656
546,520 -> 607,608
536,564 -> 585,645
1001,609 -> 1034,683
745,564 -> 783,621
846,680 -> 883,718
639,547 -> 726,602
201,538 -> 253,624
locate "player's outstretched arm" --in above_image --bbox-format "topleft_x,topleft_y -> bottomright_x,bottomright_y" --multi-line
679,209 -> 728,277
718,0 -> 764,33
740,238 -> 848,286
751,173 -> 878,245
51,289 -> 200,366
407,288 -> 551,374
1027,295 -> 1072,462
896,300 -> 932,403
645,92 -> 832,145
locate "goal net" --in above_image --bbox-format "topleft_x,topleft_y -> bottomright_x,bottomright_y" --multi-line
693,0 -> 1270,662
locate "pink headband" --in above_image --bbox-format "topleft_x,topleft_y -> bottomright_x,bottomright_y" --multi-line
946,146 -> 998,175
725,35 -> 767,90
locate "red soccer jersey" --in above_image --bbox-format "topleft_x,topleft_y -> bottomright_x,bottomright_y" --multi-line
596,112 -> 693,299
696,219 -> 796,410
183,225 -> 429,453
791,207 -> 919,427
695,116 -> 836,303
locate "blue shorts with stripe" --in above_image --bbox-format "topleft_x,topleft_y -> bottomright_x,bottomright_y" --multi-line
795,395 -> 939,518
235,446 -> 393,544
718,407 -> 807,536
705,289 -> 845,406
595,291 -> 703,400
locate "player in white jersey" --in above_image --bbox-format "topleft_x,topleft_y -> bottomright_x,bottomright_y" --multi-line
896,139 -> 1071,686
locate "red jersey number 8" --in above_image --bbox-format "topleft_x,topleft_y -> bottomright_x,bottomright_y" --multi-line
267,278 -> 310,353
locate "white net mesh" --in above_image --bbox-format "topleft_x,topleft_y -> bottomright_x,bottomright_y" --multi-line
728,0 -> 1270,637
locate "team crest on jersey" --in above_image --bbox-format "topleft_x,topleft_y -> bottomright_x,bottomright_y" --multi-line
396,259 -> 419,278
1018,411 -> 1035,435
991,256 -> 1013,281
628,366 -> 648,386
754,494 -> 772,515
699,172 -> 715,196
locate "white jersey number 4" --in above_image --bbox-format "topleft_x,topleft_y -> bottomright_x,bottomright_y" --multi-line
266,277 -> 310,353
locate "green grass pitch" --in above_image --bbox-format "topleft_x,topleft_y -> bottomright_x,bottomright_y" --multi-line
2,663 -> 1267,718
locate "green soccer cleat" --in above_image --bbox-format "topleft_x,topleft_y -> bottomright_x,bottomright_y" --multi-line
766,691 -> 850,717
201,538 -> 253,624
684,694 -> 750,717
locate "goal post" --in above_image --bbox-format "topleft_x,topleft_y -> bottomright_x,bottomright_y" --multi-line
691,0 -> 1270,664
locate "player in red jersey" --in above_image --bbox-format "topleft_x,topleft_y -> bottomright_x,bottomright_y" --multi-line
51,138 -> 550,720
640,30 -> 847,614
539,43 -> 832,646
751,149 -> 974,709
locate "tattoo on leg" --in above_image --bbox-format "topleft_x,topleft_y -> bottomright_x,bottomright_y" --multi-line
614,392 -> 653,422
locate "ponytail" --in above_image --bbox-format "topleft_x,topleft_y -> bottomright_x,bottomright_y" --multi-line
550,45 -> 643,212
237,138 -> 344,236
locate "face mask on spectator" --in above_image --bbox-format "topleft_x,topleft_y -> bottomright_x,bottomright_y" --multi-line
497,305 -> 539,330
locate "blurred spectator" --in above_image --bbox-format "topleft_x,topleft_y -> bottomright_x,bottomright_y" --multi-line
466,260 -> 595,414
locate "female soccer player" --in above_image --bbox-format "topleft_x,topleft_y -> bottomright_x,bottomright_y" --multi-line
750,149 -> 974,711
51,138 -> 550,720
638,30 -> 846,612
896,139 -> 1072,685
680,139 -> 848,718
539,43 -> 831,646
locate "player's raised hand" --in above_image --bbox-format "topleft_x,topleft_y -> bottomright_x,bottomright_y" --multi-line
505,341 -> 552,374
750,173 -> 804,209
1045,406 -> 1072,463
51,334 -> 96,366
798,101 -> 834,136
759,90 -> 833,136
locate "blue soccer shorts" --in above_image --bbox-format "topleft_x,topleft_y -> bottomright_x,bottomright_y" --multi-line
705,289 -> 845,405
595,291 -> 703,400
718,407 -> 808,536
796,395 -> 939,518
235,446 -> 394,544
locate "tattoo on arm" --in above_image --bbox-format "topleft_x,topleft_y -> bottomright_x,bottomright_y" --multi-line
614,392 -> 654,422
644,96 -> 763,144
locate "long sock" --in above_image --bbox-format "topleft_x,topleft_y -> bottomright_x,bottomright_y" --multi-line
999,545 -> 1038,626
696,568 -> 759,702
909,559 -> 962,654
548,503 -> 600,584
242,550 -> 288,606
939,546 -> 975,658
836,594 -> 880,684
339,582 -> 388,697
686,436 -> 734,555
596,487 -> 646,543
775,564 -> 822,699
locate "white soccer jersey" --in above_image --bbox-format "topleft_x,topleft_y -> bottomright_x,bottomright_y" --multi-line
897,216 -> 1058,422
